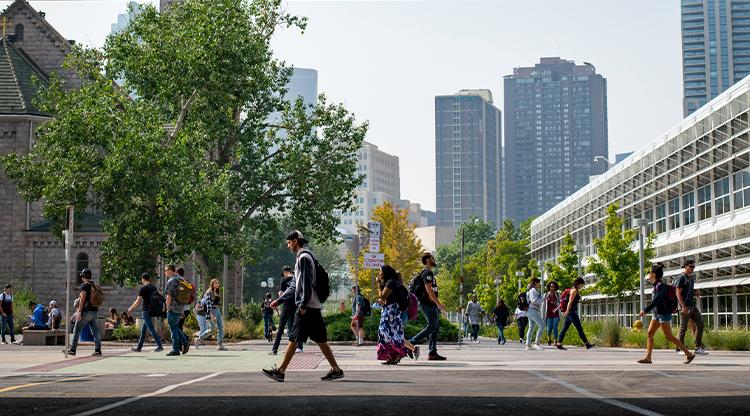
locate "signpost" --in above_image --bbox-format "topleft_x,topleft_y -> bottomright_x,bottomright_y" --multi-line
64,205 -> 74,358
363,253 -> 385,269
368,221 -> 381,252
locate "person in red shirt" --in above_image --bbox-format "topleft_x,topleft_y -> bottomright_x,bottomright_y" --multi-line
545,281 -> 561,347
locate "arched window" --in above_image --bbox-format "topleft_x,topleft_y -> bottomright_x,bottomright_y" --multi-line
14,24 -> 23,41
76,253 -> 89,284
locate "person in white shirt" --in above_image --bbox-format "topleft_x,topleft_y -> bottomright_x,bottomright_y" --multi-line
525,278 -> 545,351
465,294 -> 484,343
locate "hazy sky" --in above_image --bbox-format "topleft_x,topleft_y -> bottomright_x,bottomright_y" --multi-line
6,0 -> 684,211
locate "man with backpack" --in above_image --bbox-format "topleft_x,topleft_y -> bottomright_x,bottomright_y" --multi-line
67,269 -> 102,357
674,259 -> 707,356
350,285 -> 367,346
408,253 -> 446,361
127,272 -> 164,353
165,264 -> 191,356
262,230 -> 343,382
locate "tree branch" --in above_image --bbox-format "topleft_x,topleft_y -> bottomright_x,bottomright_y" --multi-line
169,89 -> 198,142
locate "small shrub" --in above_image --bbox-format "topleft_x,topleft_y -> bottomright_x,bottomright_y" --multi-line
112,324 -> 140,340
705,330 -> 750,351
227,303 -> 263,326
183,312 -> 199,333
223,319 -> 251,340
11,284 -> 37,334
597,319 -> 622,347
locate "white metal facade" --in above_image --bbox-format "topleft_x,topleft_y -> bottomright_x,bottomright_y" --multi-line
531,77 -> 750,329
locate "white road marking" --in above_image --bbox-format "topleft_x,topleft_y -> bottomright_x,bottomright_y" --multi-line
528,370 -> 664,416
72,372 -> 222,416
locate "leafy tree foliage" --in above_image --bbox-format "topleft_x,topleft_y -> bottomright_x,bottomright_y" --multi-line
544,233 -> 580,290
2,0 -> 366,284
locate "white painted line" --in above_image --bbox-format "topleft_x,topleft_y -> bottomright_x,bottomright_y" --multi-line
528,370 -> 664,416
72,372 -> 222,416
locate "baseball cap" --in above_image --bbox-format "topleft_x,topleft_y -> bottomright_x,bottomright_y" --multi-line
286,230 -> 309,245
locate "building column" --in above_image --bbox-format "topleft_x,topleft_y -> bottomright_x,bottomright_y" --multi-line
713,287 -> 719,329
732,286 -> 738,329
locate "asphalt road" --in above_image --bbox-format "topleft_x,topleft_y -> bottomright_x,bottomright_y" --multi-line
2,340 -> 749,416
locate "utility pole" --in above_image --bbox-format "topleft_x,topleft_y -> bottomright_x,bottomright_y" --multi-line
459,227 -> 464,348
63,205 -> 74,358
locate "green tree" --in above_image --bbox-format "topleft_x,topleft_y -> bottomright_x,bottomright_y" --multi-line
2,0 -> 366,285
587,203 -> 655,306
544,233 -> 580,290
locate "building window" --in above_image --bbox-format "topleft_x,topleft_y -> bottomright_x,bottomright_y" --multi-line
656,203 -> 667,234
735,169 -> 750,209
715,176 -> 730,215
698,184 -> 712,220
645,208 -> 654,235
14,24 -> 23,41
683,192 -> 695,226
668,197 -> 680,230
76,253 -> 89,284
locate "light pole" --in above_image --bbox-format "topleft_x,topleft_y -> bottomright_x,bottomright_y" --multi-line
494,275 -> 501,304
633,218 -> 648,324
573,244 -> 584,278
341,226 -> 372,343
515,271 -> 525,292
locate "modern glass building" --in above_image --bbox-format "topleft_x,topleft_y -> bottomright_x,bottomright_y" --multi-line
504,57 -> 608,224
435,89 -> 502,228
682,0 -> 750,116
531,77 -> 750,329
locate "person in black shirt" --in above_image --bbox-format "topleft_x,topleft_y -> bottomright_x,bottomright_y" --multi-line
67,269 -> 102,357
127,273 -> 163,352
408,253 -> 446,361
638,263 -> 695,365
271,266 -> 296,355
674,259 -> 707,355
491,299 -> 510,345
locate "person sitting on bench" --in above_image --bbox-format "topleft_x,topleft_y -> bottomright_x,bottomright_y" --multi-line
23,301 -> 50,331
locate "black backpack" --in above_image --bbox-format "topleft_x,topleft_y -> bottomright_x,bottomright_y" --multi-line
361,297 -> 372,316
302,250 -> 330,304
149,289 -> 167,317
395,284 -> 410,312
408,271 -> 427,303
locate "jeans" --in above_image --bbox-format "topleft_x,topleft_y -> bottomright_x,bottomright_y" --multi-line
272,304 -> 295,353
167,311 -> 188,353
558,311 -> 589,345
213,308 -> 224,345
196,313 -> 210,339
526,308 -> 544,346
546,316 -> 560,342
496,324 -> 506,344
137,311 -> 162,350
462,320 -> 469,338
71,311 -> 101,352
263,312 -> 274,339
516,317 -> 528,341
678,306 -> 704,348
409,303 -> 439,354
1,314 -> 15,342
470,324 -> 479,341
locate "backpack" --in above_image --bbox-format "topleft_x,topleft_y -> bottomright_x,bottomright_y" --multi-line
360,296 -> 372,317
301,250 -> 331,304
395,284 -> 410,312
149,290 -> 166,317
407,292 -> 419,321
408,271 -> 427,303
517,291 -> 529,312
559,288 -> 573,314
87,282 -> 105,308
174,278 -> 194,305
664,283 -> 679,314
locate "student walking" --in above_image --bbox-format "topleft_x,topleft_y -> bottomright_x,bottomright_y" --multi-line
376,265 -> 411,365
350,285 -> 366,346
176,267 -> 192,332
263,293 -> 275,342
194,288 -> 211,348
674,259 -> 707,355
545,282 -> 561,346
556,277 -> 595,350
513,306 -> 528,344
408,253 -> 446,361
207,279 -> 226,351
271,266 -> 297,355
491,299 -> 509,345
1,284 -> 18,344
164,264 -> 190,356
67,269 -> 102,356
262,231 -> 343,382
638,263 -> 696,365
465,294 -> 484,343
127,272 -> 164,352
525,278 -> 545,351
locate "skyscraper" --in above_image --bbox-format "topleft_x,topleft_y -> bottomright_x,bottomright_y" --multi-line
682,0 -> 750,116
111,2 -> 143,35
435,89 -> 502,228
285,68 -> 318,109
504,57 -> 608,224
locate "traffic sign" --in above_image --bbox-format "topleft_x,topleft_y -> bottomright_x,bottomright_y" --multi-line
363,253 -> 384,269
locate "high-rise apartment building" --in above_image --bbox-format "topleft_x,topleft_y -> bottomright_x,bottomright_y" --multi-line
682,0 -> 750,116
285,68 -> 318,108
504,57 -> 608,224
111,2 -> 143,35
338,142 -> 401,234
435,89 -> 502,228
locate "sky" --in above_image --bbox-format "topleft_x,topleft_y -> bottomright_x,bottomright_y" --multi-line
3,0 -> 684,212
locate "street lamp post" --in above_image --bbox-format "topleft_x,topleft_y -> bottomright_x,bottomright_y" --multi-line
515,271 -> 525,292
494,275 -> 501,304
573,244 -> 584,278
633,218 -> 648,324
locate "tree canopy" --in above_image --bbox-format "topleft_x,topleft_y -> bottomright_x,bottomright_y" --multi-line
2,0 -> 367,284
544,233 -> 580,291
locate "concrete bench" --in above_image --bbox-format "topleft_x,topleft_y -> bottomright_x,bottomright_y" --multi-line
22,330 -> 66,346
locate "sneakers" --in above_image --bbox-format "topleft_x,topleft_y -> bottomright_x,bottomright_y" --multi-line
181,342 -> 190,355
269,351 -> 278,355
547,340 -> 552,346
154,346 -> 163,352
695,347 -> 708,355
217,344 -> 228,351
1,341 -> 7,345
262,367 -> 285,382
166,350 -> 181,356
427,352 -> 446,361
556,345 -> 567,350
320,369 -> 344,381
473,340 -> 480,344
194,337 -> 200,349
91,350 -> 102,357
678,350 -> 686,356
130,346 -> 141,352
413,346 -> 420,361
295,348 -> 303,353
501,340 -> 506,345
525,345 -> 531,351
684,353 -> 696,364
532,344 -> 544,351
585,343 -> 596,350
66,349 -> 76,356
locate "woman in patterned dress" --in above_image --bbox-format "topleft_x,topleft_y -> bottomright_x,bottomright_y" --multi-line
376,265 -> 410,365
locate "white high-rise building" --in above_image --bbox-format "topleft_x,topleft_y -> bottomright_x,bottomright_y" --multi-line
111,2 -> 143,35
